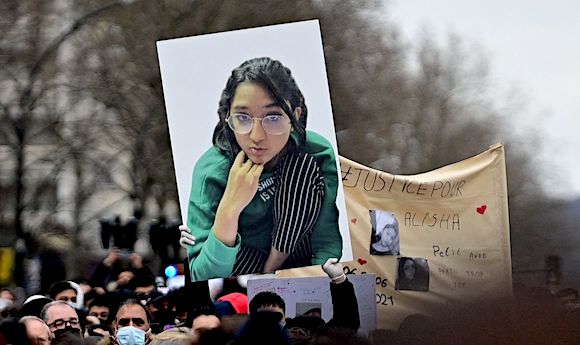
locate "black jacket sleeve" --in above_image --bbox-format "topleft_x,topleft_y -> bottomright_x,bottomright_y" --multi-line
326,278 -> 360,331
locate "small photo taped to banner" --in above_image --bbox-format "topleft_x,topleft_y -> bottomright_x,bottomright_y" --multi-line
395,257 -> 430,292
369,209 -> 400,256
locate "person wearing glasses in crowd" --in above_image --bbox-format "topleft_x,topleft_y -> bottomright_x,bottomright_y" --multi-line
40,300 -> 83,341
182,57 -> 342,281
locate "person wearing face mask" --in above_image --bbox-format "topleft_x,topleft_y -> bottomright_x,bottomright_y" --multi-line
88,294 -> 112,326
0,287 -> 16,311
97,298 -> 152,345
86,294 -> 114,338
48,281 -> 79,308
40,300 -> 84,342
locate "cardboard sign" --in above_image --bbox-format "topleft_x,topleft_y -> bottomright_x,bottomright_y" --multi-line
279,144 -> 513,330
247,274 -> 377,336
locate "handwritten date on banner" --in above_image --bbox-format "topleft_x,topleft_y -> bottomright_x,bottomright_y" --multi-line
343,265 -> 395,306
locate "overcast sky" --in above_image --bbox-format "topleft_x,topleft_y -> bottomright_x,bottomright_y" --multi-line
385,0 -> 580,200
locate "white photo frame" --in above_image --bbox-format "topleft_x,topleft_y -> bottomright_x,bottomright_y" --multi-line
157,20 -> 352,279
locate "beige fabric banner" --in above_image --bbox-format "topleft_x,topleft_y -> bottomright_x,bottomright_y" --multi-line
279,143 -> 512,330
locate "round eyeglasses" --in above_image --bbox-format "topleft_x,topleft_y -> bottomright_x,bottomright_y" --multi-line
226,113 -> 291,135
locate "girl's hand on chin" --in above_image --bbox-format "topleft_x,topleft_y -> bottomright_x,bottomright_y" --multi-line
222,150 -> 264,213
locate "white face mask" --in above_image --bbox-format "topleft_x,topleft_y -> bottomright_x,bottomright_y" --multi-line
65,300 -> 80,310
0,298 -> 13,311
116,326 -> 146,345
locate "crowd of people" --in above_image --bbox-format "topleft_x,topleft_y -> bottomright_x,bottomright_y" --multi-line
2,245 -> 580,344
0,247 -> 368,345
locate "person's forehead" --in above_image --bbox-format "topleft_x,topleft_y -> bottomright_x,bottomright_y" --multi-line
47,304 -> 78,321
382,222 -> 397,229
232,83 -> 278,106
90,305 -> 109,312
117,304 -> 147,319
382,225 -> 397,234
25,318 -> 47,327
258,305 -> 283,313
193,314 -> 219,324
55,289 -> 77,297
0,290 -> 14,299
26,319 -> 50,334
192,315 -> 220,329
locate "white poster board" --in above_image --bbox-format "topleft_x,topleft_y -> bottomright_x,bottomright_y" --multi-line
247,274 -> 377,336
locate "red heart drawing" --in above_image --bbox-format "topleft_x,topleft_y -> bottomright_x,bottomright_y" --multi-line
351,218 -> 357,224
357,258 -> 367,265
476,205 -> 487,214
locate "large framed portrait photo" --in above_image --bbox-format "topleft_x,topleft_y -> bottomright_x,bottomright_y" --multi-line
157,20 -> 352,281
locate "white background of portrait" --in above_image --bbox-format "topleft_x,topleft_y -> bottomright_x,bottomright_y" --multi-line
157,20 -> 352,261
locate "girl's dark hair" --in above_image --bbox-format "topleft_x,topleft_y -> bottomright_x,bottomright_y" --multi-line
400,257 -> 415,269
212,57 -> 308,158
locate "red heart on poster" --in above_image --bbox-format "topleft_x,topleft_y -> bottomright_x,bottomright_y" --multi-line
476,205 -> 487,214
357,258 -> 367,265
351,218 -> 357,224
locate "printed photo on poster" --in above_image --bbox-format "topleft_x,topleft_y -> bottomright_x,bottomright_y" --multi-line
369,209 -> 400,256
296,303 -> 323,318
395,257 -> 430,292
157,20 -> 352,282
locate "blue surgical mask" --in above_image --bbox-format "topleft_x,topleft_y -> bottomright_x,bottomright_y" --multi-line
116,326 -> 146,345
